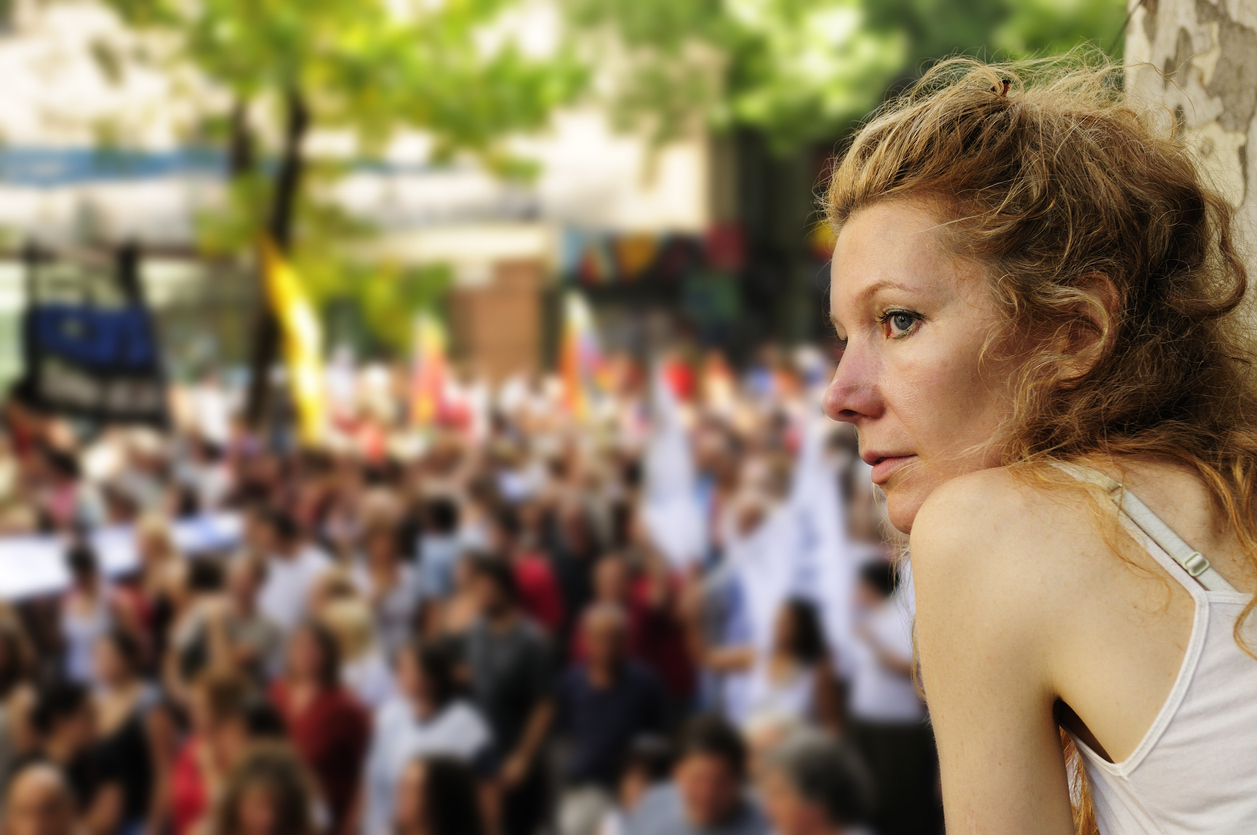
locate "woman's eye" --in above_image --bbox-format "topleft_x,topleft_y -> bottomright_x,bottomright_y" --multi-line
884,311 -> 918,337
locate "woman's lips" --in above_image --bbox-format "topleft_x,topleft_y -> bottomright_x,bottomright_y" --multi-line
870,455 -> 917,485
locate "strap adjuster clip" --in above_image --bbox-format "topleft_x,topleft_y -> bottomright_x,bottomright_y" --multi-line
1183,552 -> 1210,578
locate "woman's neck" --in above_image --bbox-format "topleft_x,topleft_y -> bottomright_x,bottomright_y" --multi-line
397,823 -> 430,835
287,676 -> 323,699
411,697 -> 441,722
101,677 -> 139,699
768,650 -> 801,678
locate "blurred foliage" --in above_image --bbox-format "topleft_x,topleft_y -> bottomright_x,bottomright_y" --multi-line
99,0 -> 586,162
564,0 -> 1127,153
90,0 -> 587,351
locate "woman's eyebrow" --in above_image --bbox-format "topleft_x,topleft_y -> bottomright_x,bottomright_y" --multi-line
830,278 -> 918,327
857,278 -> 916,303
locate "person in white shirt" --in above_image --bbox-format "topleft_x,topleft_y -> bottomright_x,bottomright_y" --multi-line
845,560 -> 938,835
254,508 -> 333,634
361,641 -> 493,835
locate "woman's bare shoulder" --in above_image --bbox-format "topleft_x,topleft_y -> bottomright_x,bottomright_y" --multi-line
909,466 -> 1111,635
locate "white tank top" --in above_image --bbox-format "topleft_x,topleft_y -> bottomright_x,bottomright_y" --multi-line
1058,465 -> 1257,834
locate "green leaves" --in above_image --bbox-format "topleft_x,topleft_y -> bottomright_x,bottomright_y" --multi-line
563,0 -> 1126,154
88,0 -> 584,353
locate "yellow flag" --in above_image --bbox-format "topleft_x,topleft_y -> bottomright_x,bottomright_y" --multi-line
411,311 -> 447,428
259,238 -> 326,446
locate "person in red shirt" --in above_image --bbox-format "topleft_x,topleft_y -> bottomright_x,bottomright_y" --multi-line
269,621 -> 370,835
488,505 -> 564,636
570,551 -> 695,702
170,671 -> 256,835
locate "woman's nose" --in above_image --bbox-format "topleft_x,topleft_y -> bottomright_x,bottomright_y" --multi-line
823,347 -> 882,423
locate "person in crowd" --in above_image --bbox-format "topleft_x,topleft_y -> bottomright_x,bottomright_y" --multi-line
253,510 -> 332,634
268,622 -> 370,835
624,715 -> 768,835
415,498 -> 462,602
0,623 -> 36,795
170,670 -> 258,835
59,545 -> 139,685
318,599 -> 394,711
555,604 -> 670,835
163,559 -> 229,706
361,641 -> 492,835
595,736 -> 675,835
546,499 -> 600,650
487,506 -> 564,636
3,761 -> 79,835
846,561 -> 937,835
756,729 -> 873,835
180,434 -> 232,514
688,598 -> 838,731
428,551 -> 478,642
205,742 -> 320,835
214,555 -> 284,685
90,629 -> 177,835
130,514 -> 182,663
390,755 -> 485,835
350,520 -> 421,661
461,555 -> 554,835
32,445 -> 98,532
27,681 -> 122,835
575,549 -> 693,702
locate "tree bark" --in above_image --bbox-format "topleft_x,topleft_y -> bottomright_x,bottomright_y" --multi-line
226,97 -> 255,177
244,87 -> 310,428
1126,0 -> 1257,276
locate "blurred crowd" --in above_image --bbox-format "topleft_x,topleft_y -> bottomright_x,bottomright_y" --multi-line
0,345 -> 940,835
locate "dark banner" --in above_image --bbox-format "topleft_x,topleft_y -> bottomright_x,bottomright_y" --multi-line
15,244 -> 168,426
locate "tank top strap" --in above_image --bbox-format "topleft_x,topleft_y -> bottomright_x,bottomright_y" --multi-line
1049,461 -> 1238,594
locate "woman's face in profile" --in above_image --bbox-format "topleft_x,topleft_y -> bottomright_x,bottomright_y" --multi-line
824,197 -> 1017,532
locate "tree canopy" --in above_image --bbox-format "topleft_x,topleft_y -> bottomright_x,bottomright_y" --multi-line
85,0 -> 586,409
563,0 -> 1128,152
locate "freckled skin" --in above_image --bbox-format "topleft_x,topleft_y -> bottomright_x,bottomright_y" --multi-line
823,198 -> 1018,532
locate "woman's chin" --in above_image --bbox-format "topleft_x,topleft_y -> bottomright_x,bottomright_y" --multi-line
883,484 -> 926,535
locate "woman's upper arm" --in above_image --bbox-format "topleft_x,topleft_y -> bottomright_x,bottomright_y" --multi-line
911,478 -> 1076,835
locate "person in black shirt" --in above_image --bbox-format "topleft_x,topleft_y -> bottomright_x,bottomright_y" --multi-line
556,603 -> 670,835
27,681 -> 123,835
91,629 -> 176,835
462,555 -> 554,835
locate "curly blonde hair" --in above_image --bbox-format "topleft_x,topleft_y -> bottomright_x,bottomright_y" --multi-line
824,52 -> 1253,833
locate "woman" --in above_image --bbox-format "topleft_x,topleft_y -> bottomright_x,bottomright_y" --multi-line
319,598 -> 394,710
269,622 -> 370,835
91,630 -> 177,835
689,597 -> 836,730
131,513 -> 182,659
361,642 -> 492,835
205,742 -> 321,835
822,56 -> 1257,833
170,670 -> 255,835
60,544 -> 139,684
162,559 -> 228,706
432,553 -> 480,641
391,755 -> 485,835
350,520 -> 421,660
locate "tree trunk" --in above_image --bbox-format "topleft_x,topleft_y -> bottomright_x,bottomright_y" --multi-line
244,88 -> 310,428
227,97 -> 255,177
1126,0 -> 1257,276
